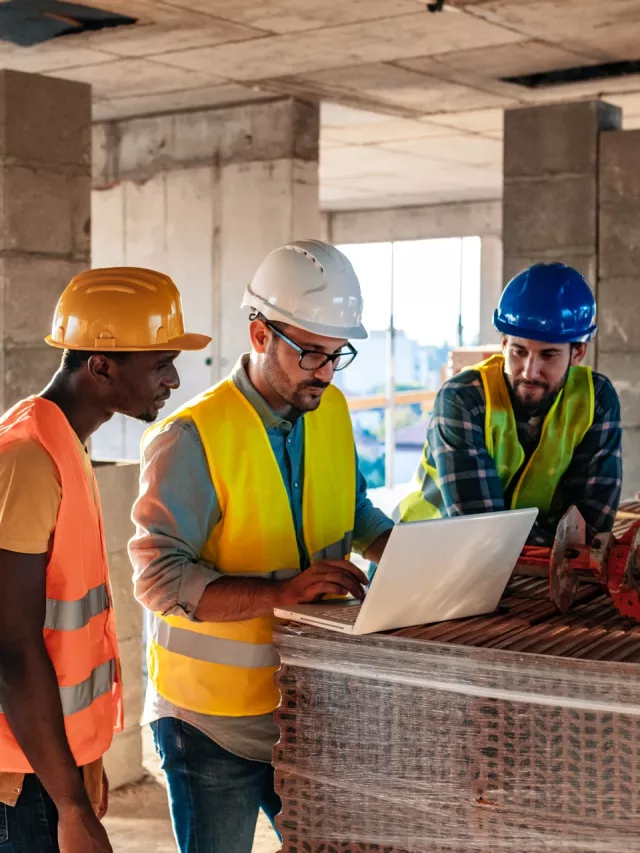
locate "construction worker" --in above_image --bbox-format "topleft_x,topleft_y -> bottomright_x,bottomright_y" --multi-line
398,262 -> 622,545
0,267 -> 209,853
130,239 -> 394,853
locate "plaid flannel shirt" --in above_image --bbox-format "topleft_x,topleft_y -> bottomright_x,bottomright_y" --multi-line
423,369 -> 622,545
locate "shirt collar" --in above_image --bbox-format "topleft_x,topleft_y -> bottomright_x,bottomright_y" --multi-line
231,355 -> 294,432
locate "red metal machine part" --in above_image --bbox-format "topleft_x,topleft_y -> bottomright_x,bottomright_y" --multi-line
517,506 -> 640,620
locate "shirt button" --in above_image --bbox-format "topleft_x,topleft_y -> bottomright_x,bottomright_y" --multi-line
294,482 -> 299,488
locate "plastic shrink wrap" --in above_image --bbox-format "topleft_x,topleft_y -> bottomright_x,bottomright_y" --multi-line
273,578 -> 640,853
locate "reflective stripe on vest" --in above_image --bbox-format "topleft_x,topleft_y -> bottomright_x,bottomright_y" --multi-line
142,378 -> 356,717
398,355 -> 595,522
0,658 -> 115,716
45,584 -> 109,631
149,614 -> 280,669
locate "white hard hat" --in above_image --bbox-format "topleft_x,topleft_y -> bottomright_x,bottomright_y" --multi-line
241,239 -> 368,340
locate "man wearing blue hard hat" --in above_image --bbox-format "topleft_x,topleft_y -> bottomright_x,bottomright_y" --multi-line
398,263 -> 622,545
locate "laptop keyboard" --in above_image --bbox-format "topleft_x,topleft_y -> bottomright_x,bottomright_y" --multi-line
305,600 -> 362,623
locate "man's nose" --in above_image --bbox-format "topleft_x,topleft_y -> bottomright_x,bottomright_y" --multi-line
522,356 -> 541,382
314,359 -> 335,383
164,364 -> 180,390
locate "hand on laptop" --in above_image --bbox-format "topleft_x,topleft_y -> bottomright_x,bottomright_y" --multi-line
276,560 -> 369,606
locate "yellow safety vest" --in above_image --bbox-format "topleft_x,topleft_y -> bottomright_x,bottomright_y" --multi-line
398,354 -> 594,522
144,378 -> 356,717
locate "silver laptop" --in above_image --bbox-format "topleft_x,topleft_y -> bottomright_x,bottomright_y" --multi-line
274,508 -> 538,635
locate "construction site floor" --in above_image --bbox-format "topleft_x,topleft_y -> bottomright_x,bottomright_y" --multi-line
104,727 -> 279,853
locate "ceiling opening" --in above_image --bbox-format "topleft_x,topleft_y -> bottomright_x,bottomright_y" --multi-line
503,59 -> 640,89
0,0 -> 137,47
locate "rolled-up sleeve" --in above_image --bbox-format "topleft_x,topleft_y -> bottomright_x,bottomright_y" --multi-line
352,448 -> 394,555
129,419 -> 222,620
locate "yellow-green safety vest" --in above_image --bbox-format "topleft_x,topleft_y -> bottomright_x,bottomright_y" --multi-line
143,378 -> 356,717
398,354 -> 594,522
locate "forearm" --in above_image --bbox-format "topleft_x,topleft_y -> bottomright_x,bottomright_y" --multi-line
193,576 -> 283,622
363,529 -> 391,564
0,641 -> 90,811
133,550 -> 221,619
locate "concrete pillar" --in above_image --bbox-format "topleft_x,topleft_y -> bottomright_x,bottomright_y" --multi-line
0,70 -> 91,410
91,98 -> 320,461
0,71 -> 142,789
479,235 -> 502,344
503,101 -> 621,291
599,130 -> 640,498
96,462 -> 144,789
502,100 -> 640,498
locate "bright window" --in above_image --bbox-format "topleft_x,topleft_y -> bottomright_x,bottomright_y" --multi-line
337,237 -> 482,489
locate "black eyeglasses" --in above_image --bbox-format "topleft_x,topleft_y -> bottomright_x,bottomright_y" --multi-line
265,321 -> 358,371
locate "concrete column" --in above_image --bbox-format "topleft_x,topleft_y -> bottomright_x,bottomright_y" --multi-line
599,130 -> 640,498
502,100 -> 640,497
502,101 -> 621,290
96,462 -> 144,789
91,98 -> 320,461
479,234 -> 502,344
0,70 -> 91,410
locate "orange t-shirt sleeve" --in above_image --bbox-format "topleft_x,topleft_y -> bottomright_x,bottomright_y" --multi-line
0,438 -> 61,554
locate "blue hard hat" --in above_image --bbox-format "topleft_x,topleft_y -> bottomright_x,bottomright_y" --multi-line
493,263 -> 597,344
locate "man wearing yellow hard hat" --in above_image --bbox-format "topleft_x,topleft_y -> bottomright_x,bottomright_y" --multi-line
130,240 -> 393,853
0,267 -> 209,853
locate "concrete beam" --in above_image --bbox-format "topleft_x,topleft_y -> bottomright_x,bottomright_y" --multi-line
326,199 -> 502,246
93,98 -> 319,187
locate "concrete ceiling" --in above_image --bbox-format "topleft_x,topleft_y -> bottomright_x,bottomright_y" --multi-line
2,0 -> 640,211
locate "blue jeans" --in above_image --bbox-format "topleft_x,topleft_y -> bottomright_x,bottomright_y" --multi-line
152,717 -> 281,853
0,774 -> 59,852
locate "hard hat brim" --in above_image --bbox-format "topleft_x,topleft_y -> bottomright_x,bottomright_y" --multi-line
45,331 -> 212,352
493,313 -> 596,344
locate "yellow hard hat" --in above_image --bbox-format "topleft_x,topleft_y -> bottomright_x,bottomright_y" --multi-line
46,267 -> 211,352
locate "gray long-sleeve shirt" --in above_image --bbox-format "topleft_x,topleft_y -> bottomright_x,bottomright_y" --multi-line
129,356 -> 394,762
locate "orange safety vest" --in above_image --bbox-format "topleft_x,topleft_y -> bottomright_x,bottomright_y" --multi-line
0,397 -> 123,773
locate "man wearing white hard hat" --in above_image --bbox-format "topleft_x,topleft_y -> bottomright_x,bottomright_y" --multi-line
129,240 -> 393,853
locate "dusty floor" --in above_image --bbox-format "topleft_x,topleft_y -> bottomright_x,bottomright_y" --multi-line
104,727 -> 280,853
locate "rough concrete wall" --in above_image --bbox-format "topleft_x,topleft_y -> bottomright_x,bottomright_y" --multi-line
599,130 -> 640,499
95,462 -> 144,790
91,98 -> 320,461
0,70 -> 91,409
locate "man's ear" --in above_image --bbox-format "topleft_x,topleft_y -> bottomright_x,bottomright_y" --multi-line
86,354 -> 116,386
501,335 -> 508,355
249,319 -> 270,355
570,343 -> 588,366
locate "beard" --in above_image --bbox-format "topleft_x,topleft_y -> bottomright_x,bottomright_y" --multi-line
135,410 -> 159,424
263,348 -> 329,413
510,363 -> 572,415
512,378 -> 553,413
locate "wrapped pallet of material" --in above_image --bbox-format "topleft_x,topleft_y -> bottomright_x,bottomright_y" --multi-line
273,581 -> 640,853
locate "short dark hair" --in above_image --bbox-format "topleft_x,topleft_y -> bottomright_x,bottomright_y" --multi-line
61,349 -> 133,374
